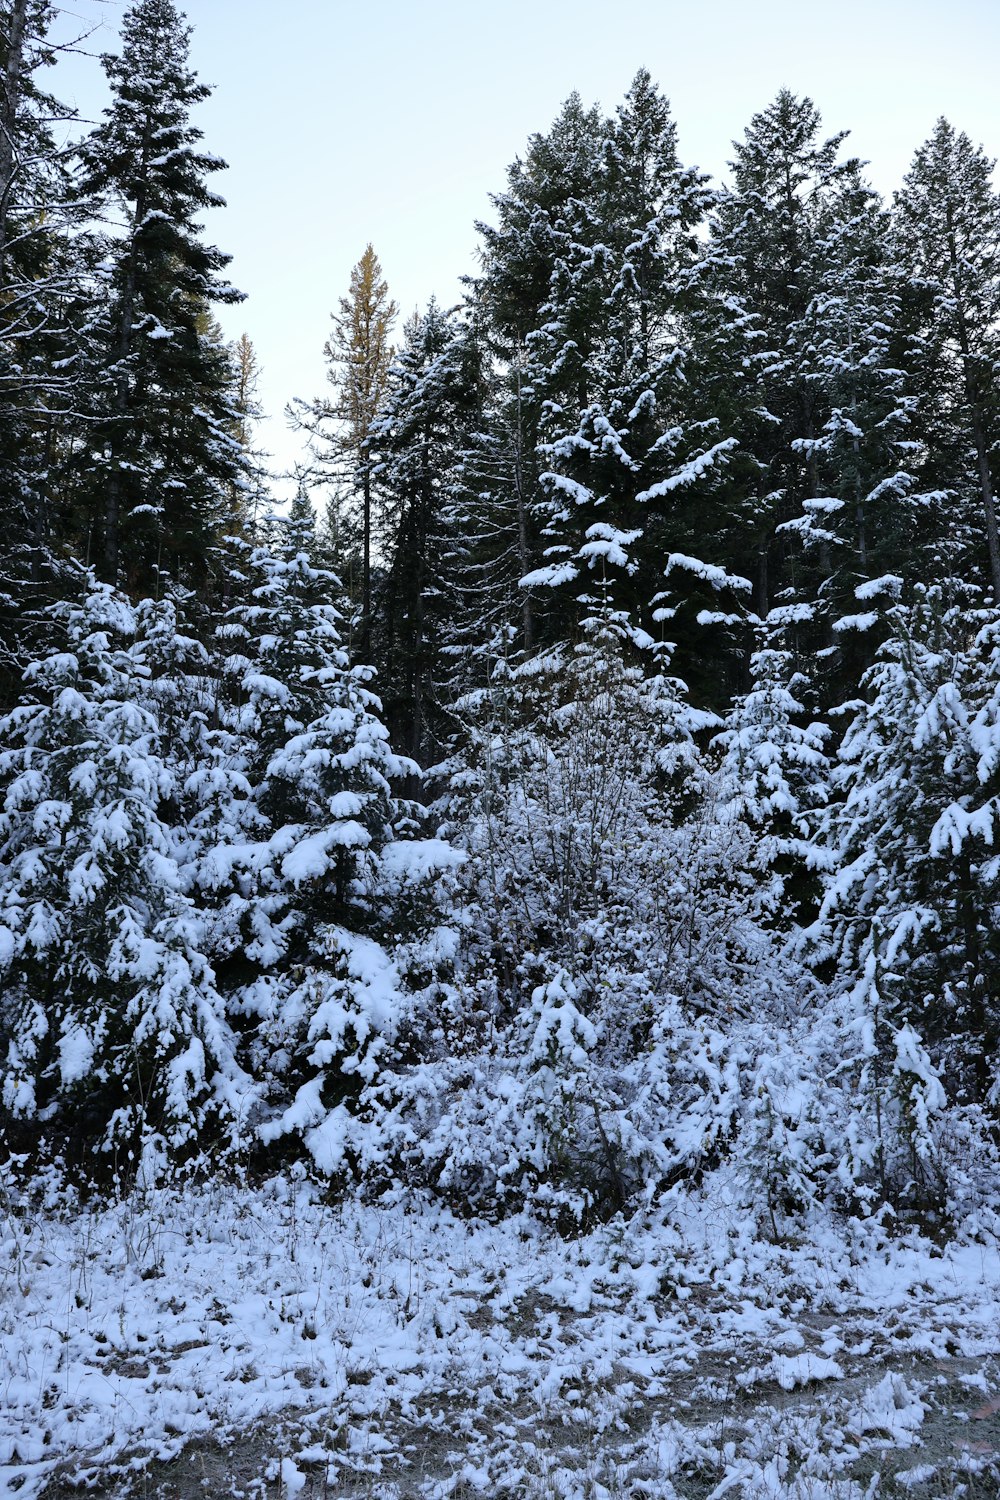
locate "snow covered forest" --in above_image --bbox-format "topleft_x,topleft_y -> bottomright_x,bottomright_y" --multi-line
3,1 -> 1000,1495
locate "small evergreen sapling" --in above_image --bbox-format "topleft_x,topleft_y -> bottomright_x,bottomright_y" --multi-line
714,607 -> 830,923
207,513 -> 458,1174
810,588 -> 1000,1212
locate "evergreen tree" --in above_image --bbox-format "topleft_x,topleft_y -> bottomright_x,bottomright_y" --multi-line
369,299 -> 484,769
0,0 -> 90,689
0,579 -> 247,1175
526,71 -> 736,668
789,175 -> 923,628
75,0 -> 246,595
809,589 -> 1000,1204
308,244 -> 397,653
894,119 -> 1000,598
445,327 -> 541,672
229,331 -> 268,529
708,91 -> 840,619
201,511 -> 453,1172
700,91 -> 934,710
714,606 -> 830,923
469,91 -> 608,658
466,78 -> 748,699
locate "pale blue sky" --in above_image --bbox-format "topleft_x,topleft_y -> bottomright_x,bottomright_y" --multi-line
53,0 -> 1000,487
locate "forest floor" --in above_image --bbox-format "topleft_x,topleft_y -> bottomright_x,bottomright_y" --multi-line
2,1174 -> 999,1499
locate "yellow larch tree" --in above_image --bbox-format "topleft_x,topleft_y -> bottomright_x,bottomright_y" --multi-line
324,244 -> 398,650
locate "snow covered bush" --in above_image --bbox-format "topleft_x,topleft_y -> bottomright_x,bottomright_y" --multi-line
355,621 -> 822,1225
446,621 -> 725,1007
736,1022 -> 836,1234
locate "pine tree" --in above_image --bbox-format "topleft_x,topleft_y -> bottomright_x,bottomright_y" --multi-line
526,74 -> 738,665
465,78 -> 750,700
200,510 -> 455,1172
0,579 -> 247,1175
469,91 -> 607,658
312,244 -> 397,653
787,171 -> 923,624
894,119 -> 1000,598
75,0 -> 246,596
369,299 -> 484,769
0,0 -> 90,689
708,93 -> 860,616
808,589 -> 1000,1204
445,329 -> 541,671
699,91 -> 937,713
714,607 -> 830,924
231,332 -> 268,522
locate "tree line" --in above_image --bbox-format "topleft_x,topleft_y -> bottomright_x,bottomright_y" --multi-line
2,0 -> 999,1232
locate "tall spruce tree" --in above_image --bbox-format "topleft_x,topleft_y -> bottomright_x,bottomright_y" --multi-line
701,91 -> 933,709
76,0 -> 246,596
894,120 -> 1000,598
369,300 -> 485,769
229,331 -> 268,528
466,79 -> 747,698
469,92 -> 607,659
526,73 -> 738,665
708,93 -> 860,619
0,0 -> 89,689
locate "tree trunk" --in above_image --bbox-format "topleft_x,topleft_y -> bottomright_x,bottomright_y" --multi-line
103,251 -> 139,583
360,461 -> 371,657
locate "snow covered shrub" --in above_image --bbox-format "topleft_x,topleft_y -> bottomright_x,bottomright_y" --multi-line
808,589 -> 1000,1216
355,973 -> 666,1226
0,580 -> 249,1177
360,620 -> 810,1223
447,621 -> 717,1002
735,1022 -> 836,1235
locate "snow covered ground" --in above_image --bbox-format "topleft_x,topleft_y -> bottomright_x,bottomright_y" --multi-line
2,1174 -> 999,1498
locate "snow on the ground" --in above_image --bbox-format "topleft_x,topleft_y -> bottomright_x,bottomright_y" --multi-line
1,1173 -> 999,1498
